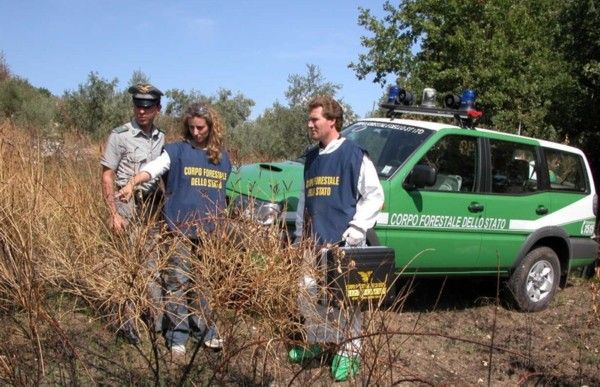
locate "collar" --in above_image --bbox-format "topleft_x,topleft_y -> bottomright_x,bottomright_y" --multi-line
185,139 -> 207,150
130,120 -> 159,138
319,137 -> 345,155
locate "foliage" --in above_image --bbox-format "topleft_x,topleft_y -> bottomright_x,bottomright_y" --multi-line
57,72 -> 130,138
285,64 -> 341,107
127,69 -> 151,87
231,64 -> 356,160
213,88 -> 255,133
0,51 -> 10,82
0,76 -> 56,132
554,0 -> 600,180
163,88 -> 207,117
164,88 -> 254,132
233,102 -> 308,160
350,0 -> 567,139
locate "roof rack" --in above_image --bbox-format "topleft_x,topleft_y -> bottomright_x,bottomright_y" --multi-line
380,103 -> 482,129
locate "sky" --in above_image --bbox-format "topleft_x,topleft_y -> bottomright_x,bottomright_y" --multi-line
0,1 -> 391,119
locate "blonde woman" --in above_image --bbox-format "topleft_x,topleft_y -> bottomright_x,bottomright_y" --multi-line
119,103 -> 231,356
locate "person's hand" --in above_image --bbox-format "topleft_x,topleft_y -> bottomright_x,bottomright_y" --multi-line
342,226 -> 365,246
117,181 -> 134,202
110,213 -> 128,233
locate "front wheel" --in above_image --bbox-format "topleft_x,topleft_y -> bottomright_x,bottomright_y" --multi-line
507,247 -> 560,312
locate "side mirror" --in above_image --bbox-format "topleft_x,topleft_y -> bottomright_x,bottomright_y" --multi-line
404,164 -> 437,189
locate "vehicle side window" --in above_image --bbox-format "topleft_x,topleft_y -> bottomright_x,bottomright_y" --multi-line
490,140 -> 538,194
419,135 -> 478,192
543,148 -> 588,192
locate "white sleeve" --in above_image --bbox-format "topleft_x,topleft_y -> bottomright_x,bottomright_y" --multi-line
140,151 -> 171,179
349,155 -> 384,233
294,180 -> 306,241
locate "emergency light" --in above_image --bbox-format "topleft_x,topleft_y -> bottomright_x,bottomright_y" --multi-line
421,88 -> 437,108
444,89 -> 478,110
387,85 -> 413,106
381,86 -> 483,128
387,85 -> 400,103
460,89 -> 476,109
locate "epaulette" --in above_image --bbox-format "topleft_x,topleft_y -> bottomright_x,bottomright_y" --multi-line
113,125 -> 129,134
156,127 -> 165,134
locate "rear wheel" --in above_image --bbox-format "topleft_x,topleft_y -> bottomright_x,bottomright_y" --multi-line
507,247 -> 560,312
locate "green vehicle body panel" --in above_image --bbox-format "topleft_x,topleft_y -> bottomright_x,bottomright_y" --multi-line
226,120 -> 598,277
227,160 -> 303,211
477,192 -> 555,271
551,192 -> 596,240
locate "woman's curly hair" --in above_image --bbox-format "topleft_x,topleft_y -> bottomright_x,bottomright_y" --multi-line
181,103 -> 225,164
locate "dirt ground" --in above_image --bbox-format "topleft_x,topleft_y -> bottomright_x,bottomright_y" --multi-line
2,274 -> 599,386
370,275 -> 600,385
270,274 -> 600,386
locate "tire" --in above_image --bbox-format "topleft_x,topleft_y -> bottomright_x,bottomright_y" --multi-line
507,247 -> 560,312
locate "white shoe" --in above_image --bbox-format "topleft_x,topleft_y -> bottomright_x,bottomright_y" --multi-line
204,337 -> 224,349
171,344 -> 186,355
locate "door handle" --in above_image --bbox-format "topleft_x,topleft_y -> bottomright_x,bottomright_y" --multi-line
536,205 -> 548,215
468,202 -> 484,213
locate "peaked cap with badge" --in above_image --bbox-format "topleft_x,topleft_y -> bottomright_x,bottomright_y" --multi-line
128,83 -> 164,107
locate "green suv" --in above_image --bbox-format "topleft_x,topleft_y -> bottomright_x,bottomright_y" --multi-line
226,97 -> 598,312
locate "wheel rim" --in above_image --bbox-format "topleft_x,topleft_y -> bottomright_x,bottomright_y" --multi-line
525,260 -> 555,302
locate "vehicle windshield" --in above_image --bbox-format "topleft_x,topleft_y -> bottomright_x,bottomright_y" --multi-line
342,121 -> 433,179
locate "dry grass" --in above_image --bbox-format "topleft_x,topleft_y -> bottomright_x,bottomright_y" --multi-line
0,119 -> 315,384
0,119 -> 599,385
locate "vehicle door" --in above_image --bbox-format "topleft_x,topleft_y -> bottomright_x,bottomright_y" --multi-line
478,138 -> 552,271
382,131 -> 484,274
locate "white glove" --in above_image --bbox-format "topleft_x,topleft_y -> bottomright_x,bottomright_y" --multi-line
342,226 -> 365,246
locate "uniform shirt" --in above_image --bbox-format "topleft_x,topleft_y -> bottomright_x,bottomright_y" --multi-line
100,120 -> 164,194
141,141 -> 231,237
294,137 -> 384,243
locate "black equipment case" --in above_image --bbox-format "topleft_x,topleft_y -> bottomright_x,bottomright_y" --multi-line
325,246 -> 397,309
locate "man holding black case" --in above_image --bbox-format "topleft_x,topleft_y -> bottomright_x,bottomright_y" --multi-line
291,95 -> 384,382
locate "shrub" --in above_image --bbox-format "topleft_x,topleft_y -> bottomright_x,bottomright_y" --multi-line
57,72 -> 129,138
0,77 -> 56,132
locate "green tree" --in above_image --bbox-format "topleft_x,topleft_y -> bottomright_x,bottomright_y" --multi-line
161,87 -> 254,146
232,64 -> 356,160
0,53 -> 56,132
285,64 -> 341,107
213,88 -> 254,132
0,51 -> 10,82
58,72 -> 129,138
163,88 -> 207,117
0,77 -> 56,131
350,0 -> 568,138
163,88 -> 253,129
239,102 -> 306,159
555,0 -> 600,181
127,70 -> 150,87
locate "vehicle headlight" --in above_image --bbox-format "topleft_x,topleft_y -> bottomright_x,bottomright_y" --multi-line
232,195 -> 282,226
